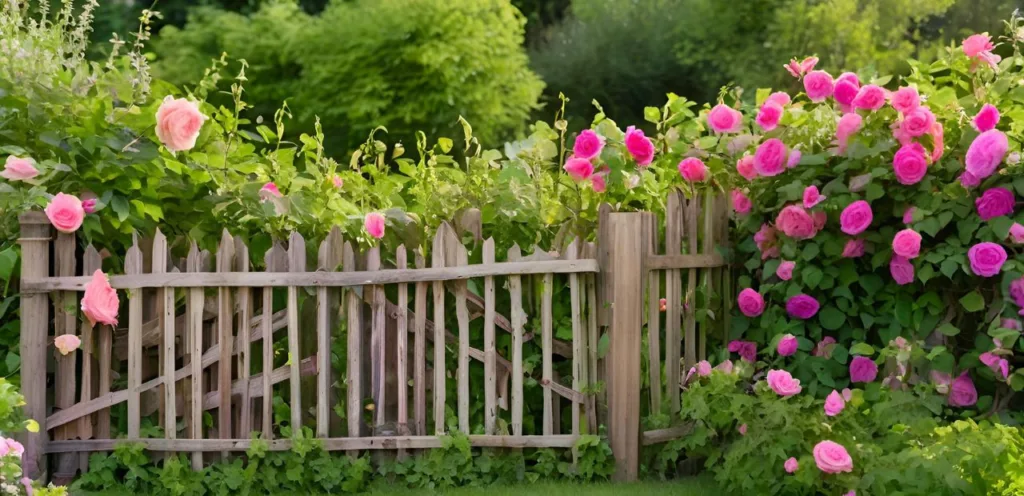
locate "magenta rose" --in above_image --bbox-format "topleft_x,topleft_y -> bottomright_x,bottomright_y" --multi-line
707,103 -> 743,133
1012,277 -> 1024,310
786,294 -> 819,319
968,242 -> 1007,277
563,156 -> 595,181
777,334 -> 798,356
852,84 -> 885,110
900,107 -> 935,138
890,255 -> 915,285
754,138 -> 787,177
737,288 -> 765,317
803,70 -> 834,102
849,356 -> 878,383
840,201 -> 873,235
678,157 -> 708,182
960,171 -> 982,189
812,211 -> 827,231
973,104 -> 1000,132
776,205 -> 817,239
833,79 -> 859,110
842,238 -> 865,258
731,190 -> 752,215
787,149 -> 802,168
755,224 -> 780,259
965,129 -> 1009,179
572,129 -> 605,160
81,269 -> 120,327
903,207 -> 916,224
784,457 -> 799,474
776,260 -> 795,281
824,389 -> 845,416
813,441 -> 853,474
892,229 -> 922,259
892,142 -> 929,185
44,193 -> 85,233
728,340 -> 757,363
624,126 -> 656,166
736,155 -> 757,181
766,369 -> 802,396
948,372 -> 978,407
803,185 -> 826,209
756,102 -> 784,131
890,86 -> 920,114
975,187 -> 1015,220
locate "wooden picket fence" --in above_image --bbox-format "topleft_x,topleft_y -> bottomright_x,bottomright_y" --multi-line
16,189 -> 731,484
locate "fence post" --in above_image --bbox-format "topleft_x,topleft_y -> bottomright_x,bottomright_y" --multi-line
605,212 -> 646,482
18,212 -> 51,480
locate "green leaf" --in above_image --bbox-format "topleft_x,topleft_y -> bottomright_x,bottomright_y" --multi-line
858,274 -> 884,294
917,263 -> 935,283
926,346 -> 947,360
991,216 -> 1015,239
801,243 -> 820,261
819,306 -> 846,330
803,266 -> 823,288
0,247 -> 16,282
959,291 -> 985,312
643,107 -> 661,124
936,323 -> 960,336
438,137 -> 453,153
940,258 -> 959,278
849,343 -> 875,356
865,183 -> 885,202
111,196 -> 130,222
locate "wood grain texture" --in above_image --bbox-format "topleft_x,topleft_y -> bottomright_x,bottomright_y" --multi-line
481,239 -> 496,435
431,227 -> 447,434
186,243 -> 205,470
344,242 -> 362,440
216,230 -> 235,448
53,231 -> 77,479
665,190 -> 683,416
455,243 -> 470,434
413,253 -> 427,436
18,212 -> 50,479
263,243 -> 287,438
126,236 -> 144,440
316,231 -> 341,438
507,244 -> 524,436
645,216 -> 662,415
367,247 -> 386,429
234,236 -> 252,437
287,232 -> 305,436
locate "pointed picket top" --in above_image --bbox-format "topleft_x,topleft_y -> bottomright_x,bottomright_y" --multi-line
186,242 -> 201,272
126,233 -> 143,273
564,237 -> 580,261
288,232 -> 306,271
152,229 -> 168,273
523,244 -> 557,262
431,225 -> 448,268
83,245 -> 101,271
318,228 -> 343,271
216,229 -> 235,272
234,236 -> 250,273
552,222 -> 571,253
265,242 -> 288,272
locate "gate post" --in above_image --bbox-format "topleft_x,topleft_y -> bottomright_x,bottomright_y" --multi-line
19,212 -> 51,480
604,212 -> 646,482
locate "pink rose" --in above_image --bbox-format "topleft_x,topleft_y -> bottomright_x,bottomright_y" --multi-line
766,92 -> 791,107
777,333 -> 798,356
842,239 -> 865,258
890,255 -> 915,285
803,70 -> 834,102
787,149 -> 802,168
564,156 -> 595,181
696,360 -> 712,377
948,372 -> 978,407
736,155 -> 757,181
82,269 -> 119,327
784,56 -> 818,78
931,370 -> 952,394
975,187 -> 1015,220
1,438 -> 24,458
776,205 -> 817,239
573,130 -> 605,160
890,86 -> 920,114
803,185 -> 826,209
678,157 -> 708,182
833,79 -> 860,110
812,211 -> 827,231
715,360 -> 735,374
892,142 -> 929,185
849,356 -> 878,383
786,294 -> 819,319
836,71 -> 860,87
965,129 -> 1009,179
731,190 -> 752,215
155,95 -> 207,153
624,126 -> 655,166
840,200 -> 873,235
824,389 -> 846,416
842,388 -> 853,401
590,173 -> 606,193
81,197 -> 97,214
737,288 -> 765,317
930,122 -> 945,162
1,156 -> 38,181
960,171 -> 982,189
756,102 -> 784,131
776,260 -> 795,281
708,104 -> 743,133
738,423 -> 748,435
852,84 -> 886,111
799,57 -> 819,76
755,224 -> 780,259
835,113 -> 862,154
813,441 -> 853,474
968,242 -> 1007,277
1002,318 -> 1022,331
364,212 -> 386,239
1010,223 -> 1024,244
973,104 -> 1000,132
754,138 -> 787,177
903,207 -> 915,224
728,340 -> 757,363
259,182 -> 282,200
1012,277 -> 1024,310
980,352 -> 1009,379
813,336 -> 837,357
44,193 -> 85,233
332,175 -> 344,189
766,369 -> 802,396
784,457 -> 799,474
659,298 -> 667,312
54,334 -> 81,356
892,229 -> 922,259
900,107 -> 936,138
963,33 -> 1001,68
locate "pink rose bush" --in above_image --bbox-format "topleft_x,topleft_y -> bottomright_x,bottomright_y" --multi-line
786,294 -> 819,319
563,157 -> 595,181
835,113 -> 862,154
737,289 -> 765,317
707,104 -> 743,133
967,242 -> 1006,277
890,86 -> 919,114
974,187 -> 1014,220
891,229 -> 921,258
776,260 -> 795,281
775,205 -> 817,239
731,190 -> 752,215
364,212 -> 386,239
824,390 -> 845,416
852,84 -> 886,111
839,201 -> 872,235
963,33 -> 1001,69
803,70 -> 834,102
802,185 -> 825,209
973,104 -> 1000,132
572,130 -> 605,160
754,138 -> 787,176
784,56 -> 818,78
677,157 -> 708,182
766,369 -> 802,396
155,95 -> 207,153
813,441 -> 853,474
965,129 -> 1008,179
624,126 -> 655,166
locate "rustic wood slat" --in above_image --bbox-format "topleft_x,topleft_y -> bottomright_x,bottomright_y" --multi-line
641,424 -> 694,446
367,246 -> 386,429
608,213 -> 644,481
597,203 -> 613,327
126,237 -> 143,440
455,243 -> 470,434
567,239 -> 582,438
701,195 -> 716,362
507,244 -> 524,436
584,242 -> 599,433
684,195 -> 699,373
541,378 -> 586,404
263,243 -> 287,438
234,236 -> 252,437
482,239 -> 496,435
186,243 -> 204,470
719,194 -> 733,349
396,246 -> 409,438
316,230 -> 341,438
153,231 -> 177,441
665,191 -> 683,416
431,227 -> 447,434
344,242 -> 362,439
79,246 -> 101,445
216,230 -> 235,450
287,232 -> 305,436
645,216 -> 662,415
18,212 -> 50,479
642,254 -> 727,270
413,252 -> 427,436
202,355 -> 317,409
541,261 -> 553,436
53,231 -> 77,480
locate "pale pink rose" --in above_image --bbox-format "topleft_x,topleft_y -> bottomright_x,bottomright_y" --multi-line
2,438 -> 24,458
975,187 -> 1015,220
755,224 -> 780,259
707,104 -> 744,133
931,370 -> 952,394
696,360 -> 712,377
777,333 -> 798,356
842,239 -> 865,258
731,190 -> 752,215
930,122 -> 945,162
963,33 -> 1001,69
784,56 -> 818,78
756,102 -> 784,131
890,255 -> 915,285
900,107 -> 936,138
850,356 -> 878,383
1,156 -> 39,181
845,491 -> 856,496
965,129 -> 1009,179
833,79 -> 860,111
82,269 -> 119,327
737,288 -> 765,317
842,388 -> 853,401
364,212 -> 386,239
626,173 -> 641,189
824,389 -> 846,416
968,242 -> 1007,277
813,441 -> 853,474
890,86 -> 920,114
903,207 -> 915,224
44,193 -> 85,233
54,334 -> 81,356
714,360 -> 735,374
738,423 -> 748,435
803,185 -> 826,209
800,57 -> 819,73
659,298 -> 667,312
787,149 -> 802,168
573,130 -> 605,160
736,155 -> 757,181
892,229 -> 922,259
776,260 -> 796,281
332,175 -> 344,189
892,142 -> 929,185
259,182 -> 282,200
973,104 -> 1000,132
784,457 -> 799,474
812,211 -> 826,231
155,95 -> 207,153
776,205 -> 817,239
678,157 -> 708,182
766,369 -> 802,396
948,372 -> 978,407
766,92 -> 791,107
813,336 -> 837,358
1002,319 -> 1022,331
835,113 -> 862,154
786,294 -> 819,319
1009,223 -> 1024,243
564,156 -> 595,181
804,70 -> 834,102
729,340 -> 757,363
960,171 -> 982,189
840,200 -> 873,235
624,126 -> 655,166
852,84 -> 886,110
754,138 -> 787,177
590,173 -> 606,193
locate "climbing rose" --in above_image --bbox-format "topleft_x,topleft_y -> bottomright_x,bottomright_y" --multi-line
737,288 -> 765,317
960,171 -> 982,189
784,56 -> 818,78
842,239 -> 865,258
1010,223 -> 1024,244
563,156 -> 595,181
572,130 -> 605,160
852,84 -> 886,110
835,113 -> 862,154
754,138 -> 787,176
787,149 -> 802,168
736,155 -> 757,181
590,173 -> 606,193
973,104 -> 1000,132
766,92 -> 791,107
903,207 -> 916,224
707,104 -> 743,133
849,356 -> 878,383
900,107 -> 935,138
776,205 -> 817,239
81,198 -> 96,214
840,201 -> 873,235
813,337 -> 837,357
890,86 -> 920,114
1,156 -> 38,181
756,102 -> 784,131
777,334 -> 798,356
786,294 -> 819,319
803,70 -> 834,102
890,255 -> 915,285
892,229 -> 922,259
833,78 -> 859,111
975,187 -> 1015,220
948,372 -> 978,407
364,212 -> 386,239
155,96 -> 207,153
732,190 -> 752,215
824,390 -> 846,416
44,193 -> 85,233
624,126 -> 655,166
784,457 -> 799,474
776,260 -> 795,281
767,369 -> 802,396
803,185 -> 826,209
892,142 -> 929,185
54,334 -> 81,356
813,441 -> 853,474
968,242 -> 1007,277
82,269 -> 119,327
965,129 -> 1009,179
678,157 -> 708,182
963,33 -> 1001,69
930,122 -> 945,162
738,423 -> 748,435
259,182 -> 282,200
729,340 -> 757,363
696,360 -> 712,377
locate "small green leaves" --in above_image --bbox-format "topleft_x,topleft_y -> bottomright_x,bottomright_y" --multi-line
936,323 -> 960,336
959,291 -> 985,312
850,343 -> 875,356
819,306 -> 846,330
